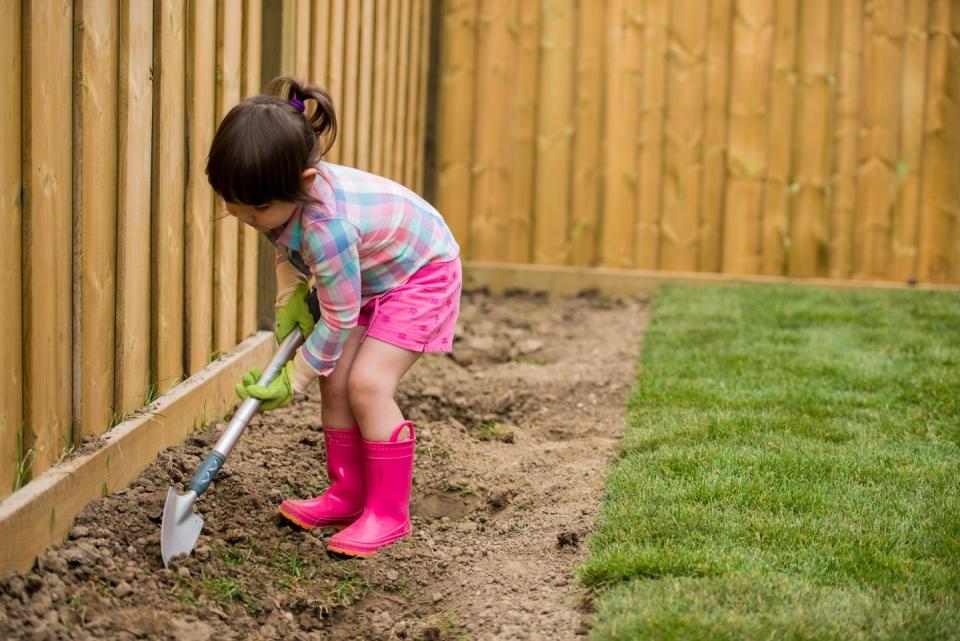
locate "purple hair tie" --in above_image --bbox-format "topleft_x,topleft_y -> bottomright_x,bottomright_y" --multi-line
290,98 -> 305,113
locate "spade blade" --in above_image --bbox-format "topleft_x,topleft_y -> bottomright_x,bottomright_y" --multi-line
160,488 -> 204,568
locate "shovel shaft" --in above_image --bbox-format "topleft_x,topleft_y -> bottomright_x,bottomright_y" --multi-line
186,331 -> 304,497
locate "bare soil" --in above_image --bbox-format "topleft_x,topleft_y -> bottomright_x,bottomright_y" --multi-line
0,289 -> 647,641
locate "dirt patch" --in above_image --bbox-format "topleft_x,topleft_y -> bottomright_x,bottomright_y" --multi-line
0,289 -> 647,640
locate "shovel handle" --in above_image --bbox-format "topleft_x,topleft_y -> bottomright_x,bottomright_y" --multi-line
187,330 -> 305,496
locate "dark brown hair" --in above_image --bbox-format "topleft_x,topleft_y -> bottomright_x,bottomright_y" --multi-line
206,76 -> 337,206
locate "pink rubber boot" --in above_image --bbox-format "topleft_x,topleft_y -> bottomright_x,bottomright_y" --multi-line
327,421 -> 415,557
277,425 -> 365,530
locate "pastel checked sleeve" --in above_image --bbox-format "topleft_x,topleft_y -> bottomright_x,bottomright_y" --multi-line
298,217 -> 363,377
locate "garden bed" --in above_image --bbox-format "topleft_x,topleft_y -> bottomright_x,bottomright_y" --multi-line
0,289 -> 647,641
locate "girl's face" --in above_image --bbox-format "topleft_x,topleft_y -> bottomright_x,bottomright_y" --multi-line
222,200 -> 297,233
221,168 -> 318,233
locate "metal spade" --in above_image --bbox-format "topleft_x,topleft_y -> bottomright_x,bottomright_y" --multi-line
161,330 -> 304,568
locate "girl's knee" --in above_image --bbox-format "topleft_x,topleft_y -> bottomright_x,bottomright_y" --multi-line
346,367 -> 393,407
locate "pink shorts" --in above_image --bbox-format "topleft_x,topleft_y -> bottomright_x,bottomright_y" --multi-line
357,257 -> 462,353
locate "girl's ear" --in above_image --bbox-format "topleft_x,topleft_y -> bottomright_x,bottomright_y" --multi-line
301,167 -> 318,185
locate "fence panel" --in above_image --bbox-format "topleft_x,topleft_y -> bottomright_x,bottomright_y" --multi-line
435,0 -> 960,284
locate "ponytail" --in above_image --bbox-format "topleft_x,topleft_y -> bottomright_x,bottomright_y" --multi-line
266,75 -> 338,158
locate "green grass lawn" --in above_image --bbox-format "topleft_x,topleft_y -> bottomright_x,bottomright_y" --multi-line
582,284 -> 960,641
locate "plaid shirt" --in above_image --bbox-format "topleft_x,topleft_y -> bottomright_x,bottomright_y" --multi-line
267,162 -> 460,376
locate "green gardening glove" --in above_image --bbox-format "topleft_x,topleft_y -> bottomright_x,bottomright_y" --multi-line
234,362 -> 295,410
275,282 -> 316,343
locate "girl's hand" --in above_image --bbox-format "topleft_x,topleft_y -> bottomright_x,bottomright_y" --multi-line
235,362 -> 295,410
275,282 -> 316,342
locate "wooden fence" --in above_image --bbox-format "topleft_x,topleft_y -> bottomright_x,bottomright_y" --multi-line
1,0 -> 433,500
434,0 -> 960,285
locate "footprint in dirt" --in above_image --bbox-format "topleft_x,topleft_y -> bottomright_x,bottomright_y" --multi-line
411,492 -> 482,521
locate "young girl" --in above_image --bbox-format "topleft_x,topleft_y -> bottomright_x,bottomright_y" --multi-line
206,76 -> 461,557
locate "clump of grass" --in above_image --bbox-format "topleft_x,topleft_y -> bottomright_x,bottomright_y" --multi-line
143,382 -> 159,406
216,545 -> 250,567
472,421 -> 515,443
170,576 -> 199,607
13,431 -> 35,492
65,591 -> 86,627
201,575 -> 253,611
270,547 -> 318,588
331,567 -> 370,606
442,482 -> 478,496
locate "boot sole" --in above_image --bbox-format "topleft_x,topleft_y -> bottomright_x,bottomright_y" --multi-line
326,530 -> 411,557
276,506 -> 358,532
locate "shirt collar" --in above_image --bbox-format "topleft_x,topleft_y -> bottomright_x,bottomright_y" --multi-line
267,206 -> 303,251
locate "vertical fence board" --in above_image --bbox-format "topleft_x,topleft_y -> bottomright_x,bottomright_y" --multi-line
788,0 -> 836,277
532,0 -> 575,265
75,0 -> 119,438
23,0 -> 74,473
152,0 -> 187,394
392,0 -> 413,181
436,0 -> 476,251
116,0 -> 153,414
0,0 -> 21,496
699,0 -> 733,272
599,0 -> 642,268
917,0 -> 960,283
721,0 -> 772,274
238,0 -> 263,341
214,0 -> 242,355
470,0 -> 514,261
854,0 -> 904,279
660,0 -> 707,271
310,0 -> 330,84
759,0 -> 798,275
325,0 -> 346,163
186,0 -> 216,375
570,0 -> 605,265
371,0 -> 389,175
829,0 -> 862,279
951,0 -> 960,283
892,0 -> 929,281
356,0 -> 375,170
414,0 -> 432,193
341,0 -> 361,166
383,0 -> 401,178
403,0 -> 424,188
294,0 -> 311,78
636,0 -> 668,269
502,0 -> 539,264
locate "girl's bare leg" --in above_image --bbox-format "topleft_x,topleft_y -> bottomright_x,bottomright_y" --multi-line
318,326 -> 367,429
347,337 -> 422,441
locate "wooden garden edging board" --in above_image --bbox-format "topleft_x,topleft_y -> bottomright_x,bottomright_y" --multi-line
463,261 -> 960,296
0,332 -> 274,574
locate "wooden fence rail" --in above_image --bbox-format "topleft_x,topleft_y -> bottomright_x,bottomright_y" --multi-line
434,0 -> 960,285
1,0 -> 433,500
